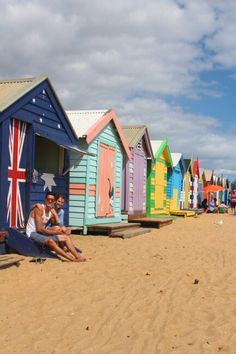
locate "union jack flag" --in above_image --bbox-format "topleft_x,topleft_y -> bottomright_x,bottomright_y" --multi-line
7,119 -> 27,228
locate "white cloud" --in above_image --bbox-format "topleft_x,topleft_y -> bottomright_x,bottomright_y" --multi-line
0,0 -> 236,177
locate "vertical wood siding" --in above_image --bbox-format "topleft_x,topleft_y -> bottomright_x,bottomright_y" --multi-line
0,86 -> 72,228
169,163 -> 182,210
147,151 -> 170,216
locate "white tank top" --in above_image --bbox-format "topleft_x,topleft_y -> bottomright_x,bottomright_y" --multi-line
26,205 -> 52,237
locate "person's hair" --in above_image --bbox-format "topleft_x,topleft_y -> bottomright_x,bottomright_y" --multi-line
56,193 -> 66,201
45,191 -> 56,199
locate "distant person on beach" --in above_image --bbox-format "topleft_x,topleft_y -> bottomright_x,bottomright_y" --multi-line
201,199 -> 208,212
26,192 -> 86,262
218,202 -> 229,214
230,190 -> 236,213
207,197 -> 217,213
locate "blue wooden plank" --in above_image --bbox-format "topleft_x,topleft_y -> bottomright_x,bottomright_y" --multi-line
6,228 -> 59,259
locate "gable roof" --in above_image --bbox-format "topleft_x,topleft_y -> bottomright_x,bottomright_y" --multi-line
122,125 -> 154,159
193,159 -> 200,178
204,169 -> 213,181
67,109 -> 131,159
151,139 -> 173,166
0,76 -> 89,155
0,76 -> 47,113
66,110 -> 107,138
171,153 -> 182,167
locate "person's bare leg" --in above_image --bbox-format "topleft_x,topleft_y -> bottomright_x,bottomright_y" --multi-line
64,236 -> 87,261
45,238 -> 75,261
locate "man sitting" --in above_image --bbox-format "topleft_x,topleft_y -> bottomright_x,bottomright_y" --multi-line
26,192 -> 86,262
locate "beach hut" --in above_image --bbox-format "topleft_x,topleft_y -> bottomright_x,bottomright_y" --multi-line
169,153 -> 185,211
121,125 -> 154,220
0,76 -> 86,231
191,159 -> 200,208
66,110 -> 131,234
179,158 -> 193,209
146,139 -> 173,216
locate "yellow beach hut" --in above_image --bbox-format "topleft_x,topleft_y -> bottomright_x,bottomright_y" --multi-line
146,139 -> 173,216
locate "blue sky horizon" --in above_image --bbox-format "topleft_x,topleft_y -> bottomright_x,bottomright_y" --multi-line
1,0 -> 236,181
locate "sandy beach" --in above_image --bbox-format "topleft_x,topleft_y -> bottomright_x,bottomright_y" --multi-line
1,213 -> 236,354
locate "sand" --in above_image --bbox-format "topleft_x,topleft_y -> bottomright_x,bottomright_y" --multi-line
1,213 -> 236,354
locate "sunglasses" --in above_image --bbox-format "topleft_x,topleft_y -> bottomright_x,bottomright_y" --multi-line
46,197 -> 55,202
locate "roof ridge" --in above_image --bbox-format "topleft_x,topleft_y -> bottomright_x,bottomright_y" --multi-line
0,76 -> 47,84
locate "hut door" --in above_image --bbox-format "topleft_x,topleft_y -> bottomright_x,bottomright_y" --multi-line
7,118 -> 28,228
155,162 -> 166,210
97,143 -> 115,217
133,152 -> 145,211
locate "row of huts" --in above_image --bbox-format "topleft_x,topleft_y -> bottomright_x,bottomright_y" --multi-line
0,76 -> 230,236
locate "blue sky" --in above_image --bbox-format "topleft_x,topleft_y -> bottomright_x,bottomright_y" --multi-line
0,0 -> 236,180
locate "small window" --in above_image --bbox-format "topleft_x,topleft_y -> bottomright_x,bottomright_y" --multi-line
35,135 -> 64,174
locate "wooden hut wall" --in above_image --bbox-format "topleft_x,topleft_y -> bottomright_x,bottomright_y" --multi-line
180,179 -> 185,209
147,150 -> 170,216
184,171 -> 191,208
170,162 -> 182,210
123,144 -> 147,217
192,176 -> 198,208
27,90 -> 71,224
0,82 -> 73,228
69,122 -> 123,230
198,181 -> 203,207
166,169 -> 173,211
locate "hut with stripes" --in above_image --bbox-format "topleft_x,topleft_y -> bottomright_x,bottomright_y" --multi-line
180,158 -> 193,209
66,110 -> 131,234
146,139 -> 173,215
168,153 -> 185,211
121,125 -> 154,220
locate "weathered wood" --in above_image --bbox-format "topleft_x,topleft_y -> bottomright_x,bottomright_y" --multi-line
128,213 -> 146,221
170,210 -> 195,217
6,228 -> 59,259
129,217 -> 173,229
110,228 -> 151,239
87,222 -> 141,235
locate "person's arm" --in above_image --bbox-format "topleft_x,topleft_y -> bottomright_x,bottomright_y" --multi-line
34,207 -> 63,235
57,209 -> 64,226
50,208 -> 60,225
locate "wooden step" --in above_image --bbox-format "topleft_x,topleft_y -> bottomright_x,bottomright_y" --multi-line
110,228 -> 151,239
129,217 -> 173,229
87,222 -> 141,235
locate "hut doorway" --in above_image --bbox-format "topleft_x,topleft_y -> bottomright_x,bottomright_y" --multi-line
97,143 -> 115,217
133,151 -> 145,212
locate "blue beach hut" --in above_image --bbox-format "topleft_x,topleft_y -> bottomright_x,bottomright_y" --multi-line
0,76 -> 87,233
168,153 -> 185,211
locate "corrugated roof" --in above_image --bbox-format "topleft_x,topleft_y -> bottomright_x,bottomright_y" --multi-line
204,169 -> 212,181
150,140 -> 163,154
171,153 -> 182,167
121,125 -> 146,147
0,76 -> 47,112
66,110 -> 108,138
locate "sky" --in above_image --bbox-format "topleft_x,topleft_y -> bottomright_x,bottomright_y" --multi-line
1,0 -> 236,180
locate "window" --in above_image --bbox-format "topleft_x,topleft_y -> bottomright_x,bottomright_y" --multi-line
35,135 -> 64,174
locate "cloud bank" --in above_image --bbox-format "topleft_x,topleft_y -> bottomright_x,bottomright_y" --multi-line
1,0 -> 236,177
